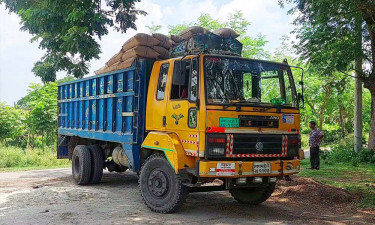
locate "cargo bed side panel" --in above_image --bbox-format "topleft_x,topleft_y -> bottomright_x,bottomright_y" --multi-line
58,59 -> 153,170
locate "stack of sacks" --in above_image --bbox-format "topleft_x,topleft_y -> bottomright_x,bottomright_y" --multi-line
212,28 -> 240,39
151,33 -> 173,60
95,33 -> 173,75
170,26 -> 210,46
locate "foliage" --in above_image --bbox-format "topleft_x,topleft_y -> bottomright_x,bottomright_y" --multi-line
279,0 -> 375,150
0,80 -> 64,149
0,144 -> 69,169
18,83 -> 58,148
319,133 -> 375,165
168,11 -> 269,59
273,35 -> 358,137
1,0 -> 146,82
0,102 -> 27,146
146,22 -> 162,34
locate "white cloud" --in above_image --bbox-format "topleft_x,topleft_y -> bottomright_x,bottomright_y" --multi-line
0,4 -> 44,105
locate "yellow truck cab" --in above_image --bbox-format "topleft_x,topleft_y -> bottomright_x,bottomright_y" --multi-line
141,54 -> 301,212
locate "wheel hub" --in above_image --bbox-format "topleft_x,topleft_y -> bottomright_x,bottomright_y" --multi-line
148,169 -> 168,197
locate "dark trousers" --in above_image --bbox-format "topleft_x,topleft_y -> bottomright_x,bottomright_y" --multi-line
310,146 -> 320,169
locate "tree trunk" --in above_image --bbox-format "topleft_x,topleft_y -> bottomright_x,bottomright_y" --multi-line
318,86 -> 331,130
368,91 -> 375,150
354,69 -> 363,153
339,104 -> 347,136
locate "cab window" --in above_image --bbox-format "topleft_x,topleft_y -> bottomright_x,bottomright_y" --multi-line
156,63 -> 169,100
171,60 -> 190,100
189,58 -> 198,102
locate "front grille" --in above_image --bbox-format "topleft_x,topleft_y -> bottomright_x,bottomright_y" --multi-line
232,134 -> 283,155
239,115 -> 279,128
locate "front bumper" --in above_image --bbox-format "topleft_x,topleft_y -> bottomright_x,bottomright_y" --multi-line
197,159 -> 300,177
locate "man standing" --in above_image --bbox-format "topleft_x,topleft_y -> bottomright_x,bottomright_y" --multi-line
309,121 -> 324,170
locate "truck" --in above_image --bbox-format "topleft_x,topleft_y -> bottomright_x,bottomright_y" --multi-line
58,54 -> 303,213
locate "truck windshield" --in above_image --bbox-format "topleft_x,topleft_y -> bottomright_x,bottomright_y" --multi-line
204,56 -> 297,107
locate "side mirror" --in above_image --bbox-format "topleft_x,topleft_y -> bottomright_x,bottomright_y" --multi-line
196,98 -> 200,110
298,93 -> 305,108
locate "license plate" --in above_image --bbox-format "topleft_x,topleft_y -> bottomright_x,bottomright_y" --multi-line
216,163 -> 235,176
253,162 -> 271,174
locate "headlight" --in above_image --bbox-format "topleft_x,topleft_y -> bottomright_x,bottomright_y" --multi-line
208,147 -> 225,156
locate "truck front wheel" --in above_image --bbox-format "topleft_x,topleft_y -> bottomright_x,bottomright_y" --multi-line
139,153 -> 188,213
72,145 -> 92,185
230,184 -> 276,205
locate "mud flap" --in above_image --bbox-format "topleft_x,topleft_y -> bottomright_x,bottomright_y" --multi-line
57,135 -> 70,159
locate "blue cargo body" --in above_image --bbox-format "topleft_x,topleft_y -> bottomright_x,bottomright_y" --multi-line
58,58 -> 154,171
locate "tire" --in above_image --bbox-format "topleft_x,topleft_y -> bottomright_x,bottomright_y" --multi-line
88,145 -> 104,184
139,153 -> 188,213
72,145 -> 92,185
230,184 -> 276,205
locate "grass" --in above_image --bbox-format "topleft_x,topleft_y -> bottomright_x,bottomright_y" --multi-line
298,158 -> 375,209
0,144 -> 70,171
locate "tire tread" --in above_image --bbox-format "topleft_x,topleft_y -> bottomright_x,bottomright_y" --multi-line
88,145 -> 104,184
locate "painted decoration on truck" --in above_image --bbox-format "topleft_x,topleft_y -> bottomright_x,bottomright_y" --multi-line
171,113 -> 184,125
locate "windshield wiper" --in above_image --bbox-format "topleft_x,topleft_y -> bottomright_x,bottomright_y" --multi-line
259,106 -> 274,112
223,100 -> 248,111
223,102 -> 238,110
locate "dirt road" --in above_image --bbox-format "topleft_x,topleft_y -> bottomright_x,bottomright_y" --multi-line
0,168 -> 374,225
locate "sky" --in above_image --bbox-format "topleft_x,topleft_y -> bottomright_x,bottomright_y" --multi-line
0,0 -> 296,105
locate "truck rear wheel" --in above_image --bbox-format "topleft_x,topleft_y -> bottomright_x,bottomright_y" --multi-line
72,145 -> 92,185
139,153 -> 188,213
230,184 -> 276,205
88,145 -> 104,184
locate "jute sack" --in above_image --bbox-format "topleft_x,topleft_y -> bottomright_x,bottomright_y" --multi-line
115,57 -> 136,70
122,33 -> 160,52
106,50 -> 123,66
94,65 -> 108,75
179,26 -> 209,40
121,46 -> 159,61
152,33 -> 173,49
104,61 -> 120,73
152,46 -> 169,59
170,34 -> 184,44
213,28 -> 240,39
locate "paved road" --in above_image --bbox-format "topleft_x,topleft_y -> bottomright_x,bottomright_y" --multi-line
0,168 -> 372,225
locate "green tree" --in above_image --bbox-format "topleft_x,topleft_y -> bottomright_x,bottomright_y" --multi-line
168,12 -> 269,59
0,102 -> 26,146
280,0 -> 375,150
146,22 -> 162,34
17,83 -> 58,149
273,35 -> 357,137
1,0 -> 146,82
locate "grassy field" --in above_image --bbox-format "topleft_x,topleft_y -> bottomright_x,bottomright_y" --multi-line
0,144 -> 70,171
298,159 -> 375,209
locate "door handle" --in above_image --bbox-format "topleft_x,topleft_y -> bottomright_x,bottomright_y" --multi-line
163,116 -> 166,127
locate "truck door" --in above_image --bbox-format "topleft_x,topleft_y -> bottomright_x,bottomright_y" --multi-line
166,57 -> 200,156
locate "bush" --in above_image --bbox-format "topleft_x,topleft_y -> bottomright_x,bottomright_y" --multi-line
0,144 -> 70,168
322,144 -> 375,165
